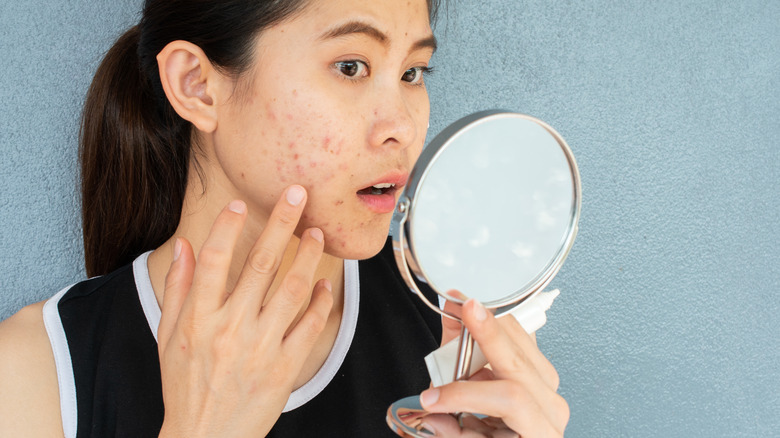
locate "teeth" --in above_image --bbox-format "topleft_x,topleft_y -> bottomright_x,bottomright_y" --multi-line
372,183 -> 395,189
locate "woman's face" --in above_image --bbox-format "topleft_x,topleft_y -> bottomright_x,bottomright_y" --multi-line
211,0 -> 435,259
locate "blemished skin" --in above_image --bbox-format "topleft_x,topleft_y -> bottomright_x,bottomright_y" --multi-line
0,0 -> 569,436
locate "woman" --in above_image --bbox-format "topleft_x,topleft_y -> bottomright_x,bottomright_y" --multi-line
0,0 -> 569,436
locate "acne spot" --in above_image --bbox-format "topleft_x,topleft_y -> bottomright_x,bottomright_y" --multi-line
322,137 -> 331,150
288,142 -> 295,149
309,161 -> 317,168
337,225 -> 343,232
292,89 -> 298,97
294,154 -> 299,160
265,103 -> 277,121
339,163 -> 348,170
329,140 -> 343,155
295,165 -> 304,175
285,114 -> 294,121
335,201 -> 344,207
241,172 -> 246,179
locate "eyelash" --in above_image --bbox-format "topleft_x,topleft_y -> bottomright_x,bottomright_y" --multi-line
334,60 -> 434,86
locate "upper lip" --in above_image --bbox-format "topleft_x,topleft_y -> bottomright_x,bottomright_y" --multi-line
360,170 -> 409,191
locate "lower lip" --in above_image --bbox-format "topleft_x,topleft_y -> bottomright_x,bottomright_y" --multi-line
357,191 -> 398,214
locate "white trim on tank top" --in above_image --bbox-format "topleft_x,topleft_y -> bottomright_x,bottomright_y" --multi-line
133,251 -> 361,412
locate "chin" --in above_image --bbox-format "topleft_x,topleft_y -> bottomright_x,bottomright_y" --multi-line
323,226 -> 391,261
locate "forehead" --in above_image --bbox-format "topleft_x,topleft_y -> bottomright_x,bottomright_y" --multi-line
282,0 -> 433,44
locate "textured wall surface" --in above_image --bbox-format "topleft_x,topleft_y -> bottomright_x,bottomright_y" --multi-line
1,1 -> 778,436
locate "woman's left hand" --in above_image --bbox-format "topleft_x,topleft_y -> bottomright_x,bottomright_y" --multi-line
420,298 -> 569,437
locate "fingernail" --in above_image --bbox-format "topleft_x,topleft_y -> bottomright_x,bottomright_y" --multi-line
470,299 -> 487,321
420,422 -> 437,436
446,289 -> 468,301
323,279 -> 332,292
287,185 -> 305,206
228,200 -> 246,214
420,388 -> 440,409
173,238 -> 182,262
309,228 -> 323,242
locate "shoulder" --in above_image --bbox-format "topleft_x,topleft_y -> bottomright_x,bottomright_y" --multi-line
0,301 -> 64,437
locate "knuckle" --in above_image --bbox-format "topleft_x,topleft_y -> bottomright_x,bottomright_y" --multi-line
548,368 -> 561,391
274,207 -> 298,227
248,246 -> 278,275
283,274 -> 311,300
301,312 -> 328,338
559,396 -> 571,423
197,246 -> 226,270
211,323 -> 240,356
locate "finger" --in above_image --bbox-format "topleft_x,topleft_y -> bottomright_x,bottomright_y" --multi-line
186,200 -> 248,312
497,313 -> 561,390
258,227 -> 325,338
158,238 -> 195,351
419,413 -> 485,437
463,299 -> 559,391
281,278 -> 333,354
229,185 -> 307,312
420,380 -> 568,437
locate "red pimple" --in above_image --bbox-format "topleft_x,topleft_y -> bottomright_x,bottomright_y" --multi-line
295,165 -> 304,175
309,162 -> 317,168
294,154 -> 299,160
265,103 -> 276,121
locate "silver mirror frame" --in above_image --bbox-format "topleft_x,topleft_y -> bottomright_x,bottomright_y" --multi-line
390,110 -> 582,320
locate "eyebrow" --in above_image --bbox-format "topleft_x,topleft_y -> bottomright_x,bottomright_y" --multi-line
319,20 -> 438,53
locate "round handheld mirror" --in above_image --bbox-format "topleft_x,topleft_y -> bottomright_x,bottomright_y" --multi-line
386,111 -> 581,437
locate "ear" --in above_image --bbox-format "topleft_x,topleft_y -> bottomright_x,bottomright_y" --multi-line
157,41 -> 223,133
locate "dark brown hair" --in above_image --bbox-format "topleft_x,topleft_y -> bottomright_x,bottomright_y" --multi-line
80,0 -> 440,277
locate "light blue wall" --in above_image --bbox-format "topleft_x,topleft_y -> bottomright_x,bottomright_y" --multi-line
1,1 -> 777,436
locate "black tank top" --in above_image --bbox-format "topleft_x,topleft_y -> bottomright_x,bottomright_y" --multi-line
44,238 -> 442,437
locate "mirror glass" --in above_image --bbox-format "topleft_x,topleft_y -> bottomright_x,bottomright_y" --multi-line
409,115 -> 577,306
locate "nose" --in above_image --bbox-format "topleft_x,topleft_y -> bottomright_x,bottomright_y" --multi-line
367,87 -> 418,150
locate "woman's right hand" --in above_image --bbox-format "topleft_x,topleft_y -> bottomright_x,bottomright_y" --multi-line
156,185 -> 334,438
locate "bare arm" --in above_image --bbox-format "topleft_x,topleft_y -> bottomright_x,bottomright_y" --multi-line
0,302 -> 64,437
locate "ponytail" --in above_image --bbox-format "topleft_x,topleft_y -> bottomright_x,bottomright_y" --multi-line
79,25 -> 190,277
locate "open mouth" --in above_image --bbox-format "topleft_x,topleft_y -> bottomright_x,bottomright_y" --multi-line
357,183 -> 397,196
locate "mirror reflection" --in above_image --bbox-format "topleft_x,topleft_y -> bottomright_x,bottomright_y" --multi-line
406,114 -> 579,306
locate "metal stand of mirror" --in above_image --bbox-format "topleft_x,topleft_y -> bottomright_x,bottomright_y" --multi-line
386,111 -> 582,437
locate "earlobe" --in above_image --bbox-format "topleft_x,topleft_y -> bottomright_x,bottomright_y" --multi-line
157,41 -> 220,133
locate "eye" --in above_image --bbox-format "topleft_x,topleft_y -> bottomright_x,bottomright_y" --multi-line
401,66 -> 433,85
334,60 -> 369,79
